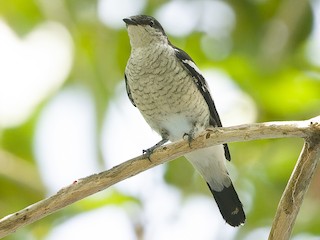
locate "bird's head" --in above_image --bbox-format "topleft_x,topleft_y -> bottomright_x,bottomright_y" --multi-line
123,15 -> 168,48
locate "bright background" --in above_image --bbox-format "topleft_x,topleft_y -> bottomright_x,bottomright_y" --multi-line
0,0 -> 320,239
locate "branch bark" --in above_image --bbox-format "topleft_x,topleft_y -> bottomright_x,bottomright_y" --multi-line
0,117 -> 319,239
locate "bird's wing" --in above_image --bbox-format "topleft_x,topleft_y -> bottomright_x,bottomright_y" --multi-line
124,74 -> 136,107
174,47 -> 231,161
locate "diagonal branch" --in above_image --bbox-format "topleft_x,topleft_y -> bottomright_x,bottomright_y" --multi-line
0,117 -> 319,238
269,123 -> 320,240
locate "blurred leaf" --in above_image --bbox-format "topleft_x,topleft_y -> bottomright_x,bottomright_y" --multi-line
0,0 -> 43,35
76,190 -> 140,211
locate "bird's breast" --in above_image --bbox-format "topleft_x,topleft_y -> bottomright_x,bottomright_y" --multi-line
125,45 -> 210,140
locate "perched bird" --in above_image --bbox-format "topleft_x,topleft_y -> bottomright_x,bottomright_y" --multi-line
123,15 -> 245,227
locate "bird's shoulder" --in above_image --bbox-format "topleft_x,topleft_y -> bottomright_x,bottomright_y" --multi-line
173,46 -> 210,93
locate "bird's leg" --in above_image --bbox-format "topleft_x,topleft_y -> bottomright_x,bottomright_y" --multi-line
143,138 -> 169,160
183,122 -> 203,148
183,131 -> 195,148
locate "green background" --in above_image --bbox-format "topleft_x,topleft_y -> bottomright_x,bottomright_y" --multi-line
0,0 -> 319,239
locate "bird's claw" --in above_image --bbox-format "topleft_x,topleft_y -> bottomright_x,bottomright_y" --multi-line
142,138 -> 169,162
183,132 -> 194,148
142,148 -> 153,162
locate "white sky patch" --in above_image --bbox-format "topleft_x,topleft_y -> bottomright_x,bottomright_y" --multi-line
155,0 -> 235,38
307,0 -> 320,66
98,0 -> 146,29
33,87 -> 99,194
146,196 -> 238,240
0,20 -> 73,128
198,1 -> 235,38
155,0 -> 199,36
202,69 -> 257,126
243,227 -> 270,240
45,207 -> 137,240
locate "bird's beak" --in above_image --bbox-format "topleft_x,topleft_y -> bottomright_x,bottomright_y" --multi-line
123,17 -> 137,26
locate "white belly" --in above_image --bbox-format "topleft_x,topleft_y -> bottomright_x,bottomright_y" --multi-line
160,113 -> 193,141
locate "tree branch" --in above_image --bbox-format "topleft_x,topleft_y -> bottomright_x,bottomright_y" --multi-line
269,122 -> 320,239
0,117 -> 319,238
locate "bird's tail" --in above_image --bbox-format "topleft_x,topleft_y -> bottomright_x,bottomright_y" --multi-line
207,181 -> 245,227
184,145 -> 245,227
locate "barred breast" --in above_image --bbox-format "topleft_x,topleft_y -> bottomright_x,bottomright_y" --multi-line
125,44 -> 210,141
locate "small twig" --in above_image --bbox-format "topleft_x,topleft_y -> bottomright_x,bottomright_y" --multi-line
0,117 -> 319,238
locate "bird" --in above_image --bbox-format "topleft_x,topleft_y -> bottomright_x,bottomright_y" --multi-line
123,15 -> 245,227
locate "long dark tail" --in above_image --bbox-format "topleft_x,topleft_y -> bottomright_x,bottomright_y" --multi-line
207,182 -> 246,227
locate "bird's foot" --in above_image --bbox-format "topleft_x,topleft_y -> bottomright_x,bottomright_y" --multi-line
143,138 -> 168,161
183,132 -> 194,148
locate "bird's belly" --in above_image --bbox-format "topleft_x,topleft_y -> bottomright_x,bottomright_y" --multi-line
142,104 -> 209,142
132,74 -> 210,140
159,113 -> 193,141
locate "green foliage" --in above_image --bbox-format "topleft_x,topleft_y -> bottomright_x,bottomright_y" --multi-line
0,0 -> 319,239
0,0 -> 43,35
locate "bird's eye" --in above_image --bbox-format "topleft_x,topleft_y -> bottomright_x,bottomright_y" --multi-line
149,21 -> 154,27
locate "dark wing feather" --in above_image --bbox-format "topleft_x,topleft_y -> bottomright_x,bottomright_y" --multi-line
174,47 -> 231,161
125,74 -> 136,107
